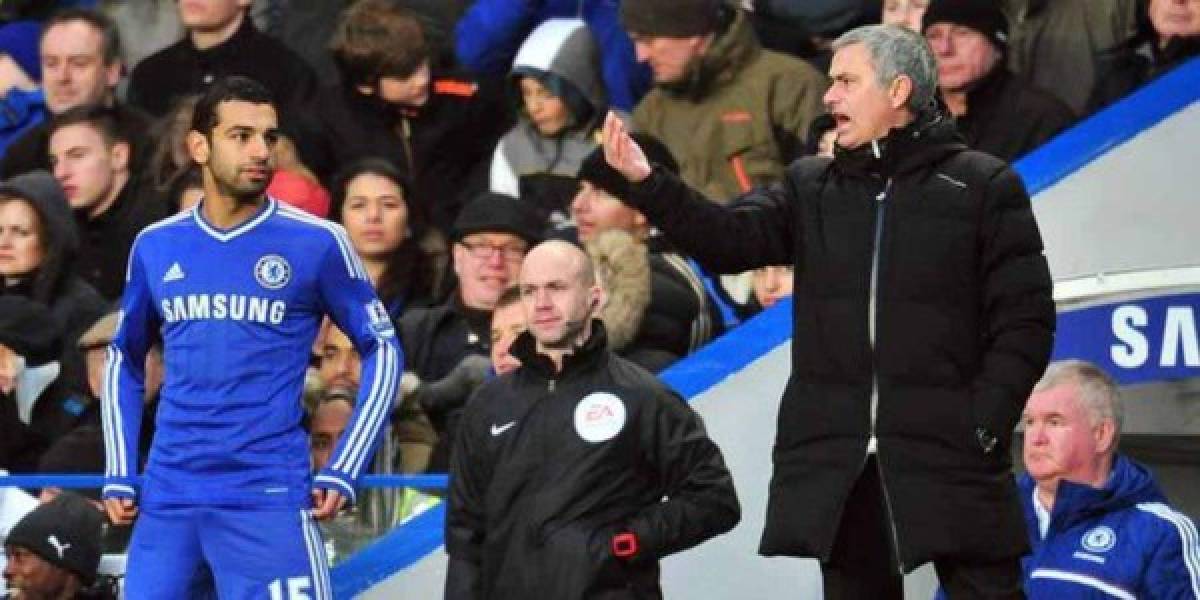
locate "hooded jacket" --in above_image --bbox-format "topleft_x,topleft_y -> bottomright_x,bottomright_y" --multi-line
445,323 -> 739,599
632,9 -> 827,204
614,110 -> 1055,568
490,19 -> 615,225
0,172 -> 107,384
1019,455 -> 1200,598
587,229 -> 721,373
454,0 -> 650,111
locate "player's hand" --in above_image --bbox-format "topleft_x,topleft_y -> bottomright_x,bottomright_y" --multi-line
602,111 -> 652,183
311,488 -> 347,521
104,497 -> 138,526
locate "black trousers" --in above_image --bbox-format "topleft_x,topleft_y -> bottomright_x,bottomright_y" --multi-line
820,456 -> 1025,600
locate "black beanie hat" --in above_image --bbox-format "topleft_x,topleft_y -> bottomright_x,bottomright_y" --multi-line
620,0 -> 726,37
577,133 -> 678,201
922,0 -> 1009,50
5,492 -> 104,584
0,296 -> 62,367
453,192 -> 544,245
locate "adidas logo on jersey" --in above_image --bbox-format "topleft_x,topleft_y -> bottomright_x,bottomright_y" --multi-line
163,262 -> 186,283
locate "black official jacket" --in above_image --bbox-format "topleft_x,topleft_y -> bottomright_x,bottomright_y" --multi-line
615,112 -> 1054,569
444,323 -> 739,599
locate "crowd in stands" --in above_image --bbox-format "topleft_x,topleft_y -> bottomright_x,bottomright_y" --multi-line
0,0 -> 1197,576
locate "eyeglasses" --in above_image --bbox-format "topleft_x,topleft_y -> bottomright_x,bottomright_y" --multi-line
460,240 -> 527,262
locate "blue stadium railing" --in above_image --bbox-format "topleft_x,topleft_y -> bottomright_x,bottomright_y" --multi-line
0,474 -> 448,490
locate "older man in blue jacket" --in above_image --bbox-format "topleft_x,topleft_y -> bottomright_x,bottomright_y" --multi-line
1019,360 -> 1200,598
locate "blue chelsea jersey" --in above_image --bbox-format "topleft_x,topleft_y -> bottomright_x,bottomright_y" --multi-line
101,199 -> 403,509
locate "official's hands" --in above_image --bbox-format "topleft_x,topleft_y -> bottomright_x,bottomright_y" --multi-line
602,111 -> 653,183
311,487 -> 347,521
104,497 -> 138,526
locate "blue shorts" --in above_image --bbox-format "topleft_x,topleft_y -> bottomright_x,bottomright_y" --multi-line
124,505 -> 332,599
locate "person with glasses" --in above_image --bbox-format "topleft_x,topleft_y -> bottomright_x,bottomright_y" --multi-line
398,192 -> 543,473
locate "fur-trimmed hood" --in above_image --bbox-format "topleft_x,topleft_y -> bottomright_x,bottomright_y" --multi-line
584,229 -> 650,352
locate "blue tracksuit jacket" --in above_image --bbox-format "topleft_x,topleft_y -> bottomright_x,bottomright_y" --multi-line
1019,455 -> 1200,599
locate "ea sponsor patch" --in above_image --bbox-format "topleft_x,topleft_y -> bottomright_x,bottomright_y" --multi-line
366,299 -> 395,337
254,254 -> 291,290
574,392 -> 626,443
1081,525 -> 1116,553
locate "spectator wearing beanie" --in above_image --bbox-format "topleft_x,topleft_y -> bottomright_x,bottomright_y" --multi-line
489,19 -> 625,230
573,134 -> 724,373
397,192 -> 542,472
923,0 -> 1077,162
3,492 -> 104,599
0,172 -> 108,376
621,0 -> 827,204
126,0 -> 316,119
294,0 -> 510,234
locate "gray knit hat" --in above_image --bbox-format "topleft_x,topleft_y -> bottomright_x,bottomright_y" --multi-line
620,0 -> 726,37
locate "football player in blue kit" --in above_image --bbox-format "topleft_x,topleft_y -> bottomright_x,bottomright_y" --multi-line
101,76 -> 403,599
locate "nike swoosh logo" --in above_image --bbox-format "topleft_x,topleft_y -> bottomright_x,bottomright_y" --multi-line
490,421 -> 517,436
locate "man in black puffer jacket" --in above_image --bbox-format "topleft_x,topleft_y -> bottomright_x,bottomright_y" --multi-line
601,23 -> 1054,600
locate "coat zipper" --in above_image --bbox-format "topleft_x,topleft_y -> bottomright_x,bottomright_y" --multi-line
867,176 -> 891,449
399,116 -> 414,173
866,172 -> 904,573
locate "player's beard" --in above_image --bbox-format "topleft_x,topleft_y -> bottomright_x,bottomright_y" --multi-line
217,165 -> 273,205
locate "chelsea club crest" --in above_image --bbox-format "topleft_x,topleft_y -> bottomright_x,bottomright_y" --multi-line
1081,525 -> 1117,553
254,254 -> 292,290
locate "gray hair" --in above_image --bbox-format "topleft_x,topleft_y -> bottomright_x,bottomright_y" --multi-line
832,24 -> 938,115
1034,360 -> 1124,437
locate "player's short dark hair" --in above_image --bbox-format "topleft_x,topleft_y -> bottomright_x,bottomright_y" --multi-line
47,104 -> 129,148
42,8 -> 123,66
190,76 -> 277,136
